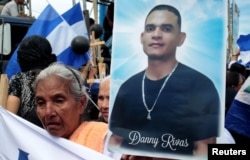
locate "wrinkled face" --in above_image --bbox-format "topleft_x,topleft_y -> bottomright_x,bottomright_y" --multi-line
35,75 -> 86,138
97,78 -> 110,122
141,10 -> 186,60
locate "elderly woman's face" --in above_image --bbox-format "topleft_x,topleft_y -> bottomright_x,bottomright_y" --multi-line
35,75 -> 86,138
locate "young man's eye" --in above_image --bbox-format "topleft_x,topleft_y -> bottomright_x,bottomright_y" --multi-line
145,25 -> 156,32
160,25 -> 172,32
145,24 -> 173,33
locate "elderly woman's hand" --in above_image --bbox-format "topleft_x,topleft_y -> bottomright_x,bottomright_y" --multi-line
121,155 -> 153,160
121,155 -> 176,160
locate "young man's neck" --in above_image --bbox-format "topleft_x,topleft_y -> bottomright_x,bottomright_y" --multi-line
146,59 -> 178,80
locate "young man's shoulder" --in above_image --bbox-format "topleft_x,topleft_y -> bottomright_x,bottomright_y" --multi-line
178,63 -> 213,82
121,70 -> 144,86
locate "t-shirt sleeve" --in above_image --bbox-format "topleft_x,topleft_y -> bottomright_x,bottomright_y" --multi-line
8,74 -> 22,98
191,77 -> 220,140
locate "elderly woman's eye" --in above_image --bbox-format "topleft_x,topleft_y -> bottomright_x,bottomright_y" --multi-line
55,98 -> 64,104
36,99 -> 44,107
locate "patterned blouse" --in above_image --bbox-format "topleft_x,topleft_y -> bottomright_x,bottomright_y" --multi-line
8,70 -> 43,127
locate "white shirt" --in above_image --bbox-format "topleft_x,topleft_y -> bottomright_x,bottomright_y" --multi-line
1,0 -> 19,16
217,128 -> 236,144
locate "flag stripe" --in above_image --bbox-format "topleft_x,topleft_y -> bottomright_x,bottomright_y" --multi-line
31,5 -> 63,37
46,21 -> 76,56
72,20 -> 89,38
237,34 -> 250,51
57,47 -> 89,66
62,3 -> 89,39
238,50 -> 250,65
62,3 -> 83,26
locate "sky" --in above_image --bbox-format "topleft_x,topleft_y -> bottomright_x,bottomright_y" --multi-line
234,0 -> 250,36
28,0 -> 95,19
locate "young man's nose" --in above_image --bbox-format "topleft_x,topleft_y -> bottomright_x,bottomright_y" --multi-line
153,27 -> 162,37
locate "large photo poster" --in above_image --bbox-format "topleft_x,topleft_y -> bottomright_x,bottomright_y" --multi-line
108,0 -> 226,159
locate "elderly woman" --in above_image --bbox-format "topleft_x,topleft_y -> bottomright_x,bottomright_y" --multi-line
33,62 -> 105,150
33,62 -> 122,159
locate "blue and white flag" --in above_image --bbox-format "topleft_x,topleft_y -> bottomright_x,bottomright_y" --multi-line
5,3 -> 89,79
236,34 -> 250,67
225,76 -> 250,138
57,3 -> 89,68
0,106 -> 113,160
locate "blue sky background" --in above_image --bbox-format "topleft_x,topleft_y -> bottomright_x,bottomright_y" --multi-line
234,0 -> 250,36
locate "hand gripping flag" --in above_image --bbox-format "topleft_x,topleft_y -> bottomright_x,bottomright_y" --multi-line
0,106 -> 113,160
5,3 -> 89,79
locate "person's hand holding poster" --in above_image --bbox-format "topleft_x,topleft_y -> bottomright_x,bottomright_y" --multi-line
108,0 -> 225,159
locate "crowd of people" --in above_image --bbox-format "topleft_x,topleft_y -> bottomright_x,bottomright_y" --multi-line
225,52 -> 250,144
1,1 -> 250,160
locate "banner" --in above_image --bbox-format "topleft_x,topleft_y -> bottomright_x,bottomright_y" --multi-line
5,3 -> 89,79
0,106 -> 112,160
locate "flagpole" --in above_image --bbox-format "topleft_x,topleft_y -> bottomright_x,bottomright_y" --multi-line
29,0 -> 32,17
82,0 -> 90,36
82,0 -> 87,10
93,0 -> 98,24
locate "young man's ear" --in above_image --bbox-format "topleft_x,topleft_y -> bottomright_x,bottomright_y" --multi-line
178,32 -> 186,46
140,32 -> 144,45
